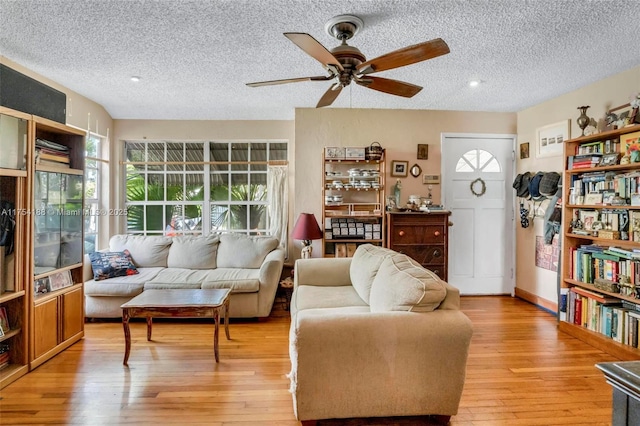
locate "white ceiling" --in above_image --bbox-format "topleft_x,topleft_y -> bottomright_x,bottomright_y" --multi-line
1,0 -> 640,121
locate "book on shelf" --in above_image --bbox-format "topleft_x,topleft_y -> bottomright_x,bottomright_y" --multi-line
0,343 -> 9,370
0,307 -> 9,334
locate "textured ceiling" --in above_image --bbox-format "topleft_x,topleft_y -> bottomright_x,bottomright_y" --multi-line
1,0 -> 640,121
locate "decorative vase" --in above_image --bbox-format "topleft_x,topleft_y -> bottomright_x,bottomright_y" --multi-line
577,105 -> 590,136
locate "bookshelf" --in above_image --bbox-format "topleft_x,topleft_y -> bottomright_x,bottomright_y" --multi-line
322,149 -> 386,257
0,107 -> 30,389
559,123 -> 640,360
29,116 -> 85,369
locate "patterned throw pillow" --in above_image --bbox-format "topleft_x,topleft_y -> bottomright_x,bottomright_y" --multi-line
89,249 -> 139,281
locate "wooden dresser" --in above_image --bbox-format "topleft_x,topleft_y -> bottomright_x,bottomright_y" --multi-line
386,211 -> 451,281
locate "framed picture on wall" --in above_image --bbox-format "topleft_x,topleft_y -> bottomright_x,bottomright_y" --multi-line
391,160 -> 408,177
536,120 -> 570,158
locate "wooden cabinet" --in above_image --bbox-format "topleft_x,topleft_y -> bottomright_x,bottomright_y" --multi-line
0,107 -> 31,389
386,211 -> 451,281
322,151 -> 386,257
32,285 -> 83,365
559,123 -> 640,360
0,106 -> 86,387
28,116 -> 85,369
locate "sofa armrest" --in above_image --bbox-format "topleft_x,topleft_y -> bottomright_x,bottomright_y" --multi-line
83,254 -> 93,282
255,248 -> 285,317
294,258 -> 352,288
289,309 -> 473,420
439,281 -> 461,310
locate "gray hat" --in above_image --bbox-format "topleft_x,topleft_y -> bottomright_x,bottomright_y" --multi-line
539,172 -> 561,196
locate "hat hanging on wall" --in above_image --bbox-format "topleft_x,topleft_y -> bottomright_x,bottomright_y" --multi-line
528,171 -> 546,201
539,172 -> 561,197
512,172 -> 532,198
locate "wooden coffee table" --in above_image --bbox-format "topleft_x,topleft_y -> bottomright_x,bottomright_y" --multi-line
120,289 -> 231,365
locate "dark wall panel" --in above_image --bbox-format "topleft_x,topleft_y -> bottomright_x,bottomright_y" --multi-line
0,64 -> 66,124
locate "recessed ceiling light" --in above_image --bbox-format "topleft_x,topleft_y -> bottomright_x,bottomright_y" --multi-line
469,80 -> 481,88
131,76 -> 141,82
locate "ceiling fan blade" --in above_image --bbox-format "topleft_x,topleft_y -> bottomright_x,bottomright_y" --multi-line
246,75 -> 332,87
284,33 -> 344,71
356,38 -> 450,75
356,76 -> 422,98
316,83 -> 343,108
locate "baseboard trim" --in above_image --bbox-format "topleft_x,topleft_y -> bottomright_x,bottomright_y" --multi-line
514,287 -> 557,314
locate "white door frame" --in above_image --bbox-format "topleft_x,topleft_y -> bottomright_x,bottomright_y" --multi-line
441,132 -> 517,295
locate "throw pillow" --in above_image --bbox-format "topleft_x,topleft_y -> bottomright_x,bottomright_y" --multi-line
89,250 -> 139,281
167,236 -> 219,269
369,254 -> 446,312
350,244 -> 396,304
109,235 -> 172,267
216,234 -> 278,268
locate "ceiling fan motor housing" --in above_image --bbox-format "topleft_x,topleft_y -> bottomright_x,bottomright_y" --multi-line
324,14 -> 364,41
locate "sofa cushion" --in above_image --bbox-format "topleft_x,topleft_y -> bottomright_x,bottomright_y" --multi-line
109,235 -> 172,268
216,234 -> 278,268
369,254 -> 446,312
201,268 -> 260,293
84,267 -> 164,297
145,268 -> 212,287
167,236 -> 219,269
293,285 -> 369,312
350,244 -> 396,304
88,249 -> 139,281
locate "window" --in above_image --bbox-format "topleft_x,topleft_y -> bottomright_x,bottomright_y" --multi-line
84,133 -> 105,253
455,149 -> 501,173
124,140 -> 287,236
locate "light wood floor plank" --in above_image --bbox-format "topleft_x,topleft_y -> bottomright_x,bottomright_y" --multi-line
0,296 -> 619,425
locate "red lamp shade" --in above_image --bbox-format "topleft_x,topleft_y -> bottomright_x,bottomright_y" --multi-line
291,213 -> 323,243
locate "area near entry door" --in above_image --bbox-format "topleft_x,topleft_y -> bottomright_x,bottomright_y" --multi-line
442,133 -> 515,295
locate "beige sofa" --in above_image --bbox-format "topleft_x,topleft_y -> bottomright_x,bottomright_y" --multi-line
84,233 -> 285,318
288,244 -> 473,424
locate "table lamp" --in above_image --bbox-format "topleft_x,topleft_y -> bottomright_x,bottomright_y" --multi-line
291,213 -> 323,259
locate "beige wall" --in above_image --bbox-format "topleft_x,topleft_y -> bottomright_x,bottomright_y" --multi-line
516,65 -> 640,311
294,108 -> 516,261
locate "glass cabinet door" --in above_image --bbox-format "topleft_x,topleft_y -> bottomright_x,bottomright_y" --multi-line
60,174 -> 83,267
34,171 -> 60,274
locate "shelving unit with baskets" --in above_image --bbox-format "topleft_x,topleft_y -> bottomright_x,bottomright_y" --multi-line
559,123 -> 640,360
322,149 -> 386,257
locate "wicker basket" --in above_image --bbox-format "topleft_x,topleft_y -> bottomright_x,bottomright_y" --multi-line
365,141 -> 383,161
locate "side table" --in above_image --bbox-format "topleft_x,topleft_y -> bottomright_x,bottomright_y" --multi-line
279,277 -> 294,311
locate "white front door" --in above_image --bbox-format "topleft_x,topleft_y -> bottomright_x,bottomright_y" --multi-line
442,133 -> 515,295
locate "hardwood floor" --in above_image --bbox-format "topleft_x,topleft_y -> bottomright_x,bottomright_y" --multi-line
0,296 -> 618,425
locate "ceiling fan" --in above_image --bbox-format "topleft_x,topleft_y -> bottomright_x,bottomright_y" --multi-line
246,14 -> 450,108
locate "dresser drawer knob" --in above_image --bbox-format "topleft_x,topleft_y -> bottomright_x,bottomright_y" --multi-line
398,230 -> 405,236
433,249 -> 441,257
434,231 -> 440,237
